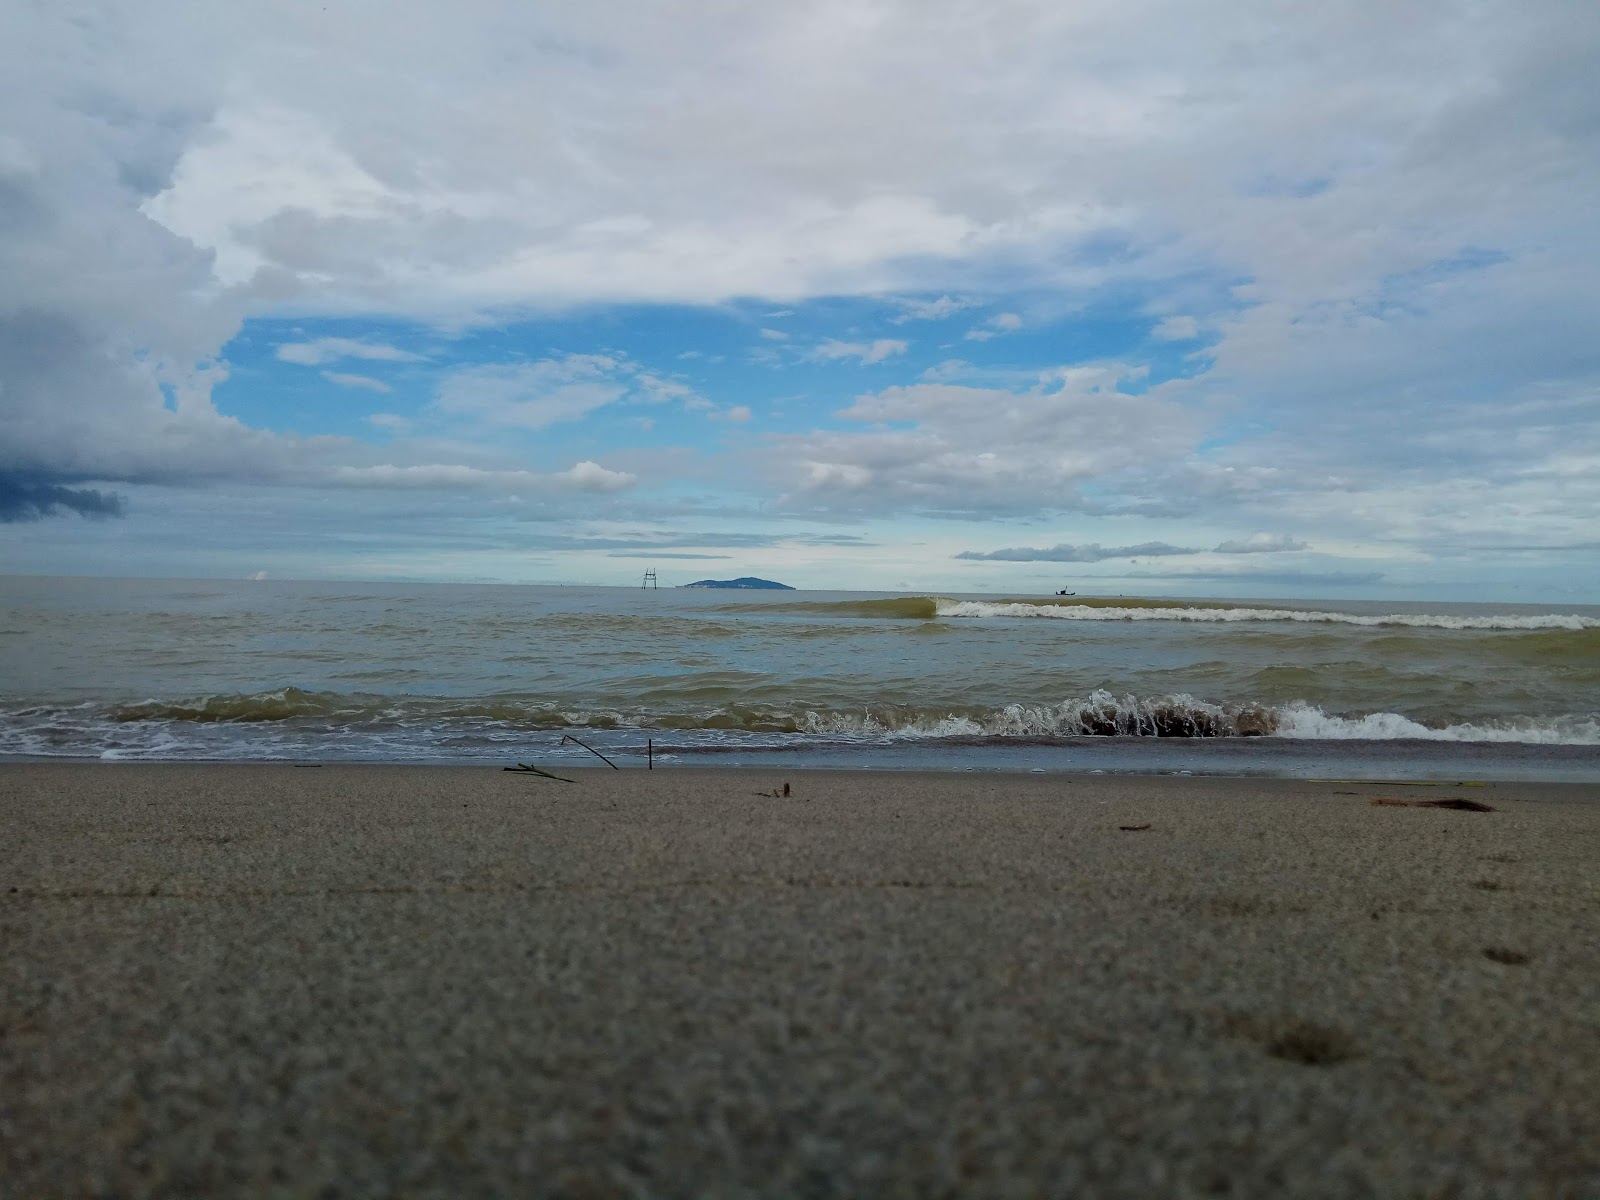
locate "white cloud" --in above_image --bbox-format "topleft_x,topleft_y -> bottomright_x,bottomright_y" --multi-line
759,328 -> 789,341
893,295 -> 977,323
811,338 -> 909,365
632,372 -> 699,404
432,355 -> 624,430
326,461 -> 634,492
2,0 -> 1598,591
920,359 -> 972,381
554,461 -> 637,491
429,353 -> 710,435
773,365 -> 1200,516
1152,315 -> 1199,341
725,405 -> 752,422
278,338 -> 425,366
1215,532 -> 1308,554
322,371 -> 392,393
965,312 -> 1023,341
957,542 -> 1197,562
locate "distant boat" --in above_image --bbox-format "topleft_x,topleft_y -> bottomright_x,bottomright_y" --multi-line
1055,588 -> 1076,596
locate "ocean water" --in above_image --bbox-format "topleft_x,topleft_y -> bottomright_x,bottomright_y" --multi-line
2,575 -> 1598,780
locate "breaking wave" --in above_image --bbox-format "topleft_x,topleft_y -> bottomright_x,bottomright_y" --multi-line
712,595 -> 1599,633
1273,705 -> 1600,743
3,688 -> 1595,760
932,600 -> 1600,631
795,695 -> 1598,744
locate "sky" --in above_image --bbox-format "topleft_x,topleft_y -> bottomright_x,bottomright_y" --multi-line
2,1 -> 1598,601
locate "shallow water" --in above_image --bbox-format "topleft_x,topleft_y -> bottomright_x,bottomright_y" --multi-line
1,576 -> 1597,779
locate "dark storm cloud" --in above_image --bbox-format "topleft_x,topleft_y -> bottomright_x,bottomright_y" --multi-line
0,473 -> 125,522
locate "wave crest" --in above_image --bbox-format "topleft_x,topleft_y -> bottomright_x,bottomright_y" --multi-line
933,601 -> 1600,631
6,688 -> 1593,757
796,692 -> 1280,738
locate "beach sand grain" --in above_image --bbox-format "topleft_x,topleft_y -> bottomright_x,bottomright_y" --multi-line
3,764 -> 1597,1196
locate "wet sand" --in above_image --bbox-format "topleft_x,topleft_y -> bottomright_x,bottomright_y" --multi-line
3,763 -> 1598,1197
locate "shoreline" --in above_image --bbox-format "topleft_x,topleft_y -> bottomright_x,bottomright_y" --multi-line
5,764 -> 1598,1194
5,729 -> 1600,783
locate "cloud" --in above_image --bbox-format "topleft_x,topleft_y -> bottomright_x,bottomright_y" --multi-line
3,1 -> 1599,588
956,541 -> 1198,562
425,354 -> 712,435
1117,569 -> 1385,588
433,355 -> 626,430
965,312 -> 1023,341
775,365 -> 1199,517
956,531 -> 1313,563
0,473 -> 125,522
758,328 -> 788,341
604,551 -> 731,559
556,461 -> 636,491
276,338 -> 424,366
811,338 -> 909,365
489,528 -> 845,553
1214,532 -> 1308,554
322,371 -> 392,393
440,374 -> 622,430
326,461 -> 634,492
630,371 -> 700,405
893,295 -> 977,323
1152,315 -> 1199,341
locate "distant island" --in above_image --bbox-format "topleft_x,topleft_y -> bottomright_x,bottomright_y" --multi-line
680,577 -> 795,590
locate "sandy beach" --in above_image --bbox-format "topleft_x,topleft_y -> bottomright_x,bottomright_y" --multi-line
3,763 -> 1598,1197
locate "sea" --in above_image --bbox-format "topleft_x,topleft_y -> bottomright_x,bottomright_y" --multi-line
2,575 -> 1598,781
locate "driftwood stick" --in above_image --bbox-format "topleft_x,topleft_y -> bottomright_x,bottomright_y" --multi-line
558,735 -> 620,770
503,763 -> 577,783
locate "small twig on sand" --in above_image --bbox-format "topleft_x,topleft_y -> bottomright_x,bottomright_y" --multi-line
558,735 -> 619,769
1118,823 -> 1152,831
503,763 -> 577,783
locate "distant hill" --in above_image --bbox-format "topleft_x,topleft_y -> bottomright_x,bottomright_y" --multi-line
680,577 -> 795,590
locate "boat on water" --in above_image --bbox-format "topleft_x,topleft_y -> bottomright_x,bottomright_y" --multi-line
1055,588 -> 1076,596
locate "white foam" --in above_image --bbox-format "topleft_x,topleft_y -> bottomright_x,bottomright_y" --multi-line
1273,703 -> 1600,744
933,601 -> 1600,631
797,692 -> 1255,739
794,692 -> 1600,745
